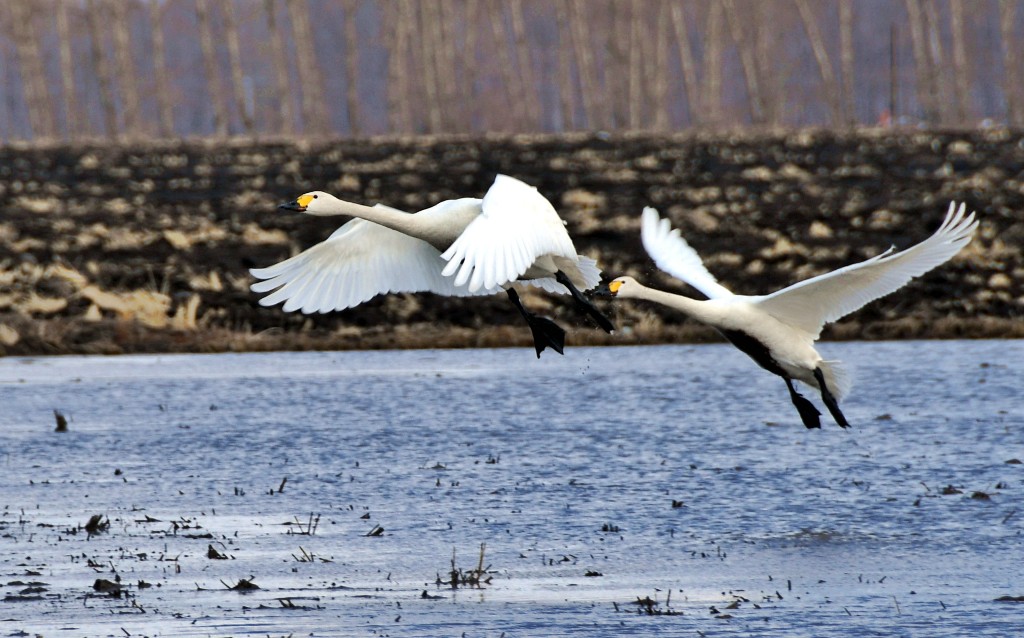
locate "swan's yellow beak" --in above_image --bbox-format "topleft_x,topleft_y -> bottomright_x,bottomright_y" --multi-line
608,280 -> 623,295
279,193 -> 314,212
593,280 -> 621,297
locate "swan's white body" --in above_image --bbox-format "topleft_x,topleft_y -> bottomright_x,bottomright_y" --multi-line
250,174 -> 601,314
608,202 -> 978,427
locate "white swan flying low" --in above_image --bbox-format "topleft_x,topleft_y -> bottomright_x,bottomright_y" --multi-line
249,174 -> 614,356
602,202 -> 978,428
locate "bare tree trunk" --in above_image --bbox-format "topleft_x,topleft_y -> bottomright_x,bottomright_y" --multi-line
839,0 -> 856,127
265,0 -> 293,135
434,0 -> 459,131
112,0 -> 141,137
999,0 -> 1021,126
149,0 -> 175,137
606,0 -> 628,129
418,1 -> 444,132
569,0 -> 602,128
287,0 -> 328,135
754,1 -> 783,126
9,0 -> 57,139
56,0 -> 79,139
196,0 -> 227,135
922,0 -> 949,124
669,2 -> 700,126
904,0 -> 938,124
510,0 -> 539,128
703,1 -> 724,126
724,0 -> 766,125
87,0 -> 118,138
222,0 -> 253,134
628,0 -> 642,130
651,1 -> 669,131
463,0 -> 480,131
342,0 -> 360,135
488,0 -> 526,131
392,0 -> 417,133
949,0 -> 970,124
555,0 -> 576,131
794,0 -> 841,126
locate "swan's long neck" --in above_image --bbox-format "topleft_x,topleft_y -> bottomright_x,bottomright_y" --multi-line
322,199 -> 438,246
625,282 -> 715,323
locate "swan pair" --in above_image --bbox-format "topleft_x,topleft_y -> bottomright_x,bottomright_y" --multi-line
251,176 -> 978,429
249,175 -> 614,357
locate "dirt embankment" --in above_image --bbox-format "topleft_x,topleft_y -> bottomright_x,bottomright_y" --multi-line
0,129 -> 1021,356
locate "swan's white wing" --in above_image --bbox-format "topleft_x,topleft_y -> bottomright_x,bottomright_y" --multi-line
250,216 -> 496,314
754,202 -> 977,337
641,207 -> 734,299
440,175 -> 577,292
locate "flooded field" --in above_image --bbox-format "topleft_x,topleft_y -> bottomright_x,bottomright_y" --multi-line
2,341 -> 1022,636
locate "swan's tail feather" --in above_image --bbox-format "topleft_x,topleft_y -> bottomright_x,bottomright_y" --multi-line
818,360 -> 852,402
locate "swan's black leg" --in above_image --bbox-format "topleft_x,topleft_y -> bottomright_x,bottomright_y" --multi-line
554,271 -> 616,333
784,377 -> 822,429
506,288 -> 565,358
814,367 -> 850,428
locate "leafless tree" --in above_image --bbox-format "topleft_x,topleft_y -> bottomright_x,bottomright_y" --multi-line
703,1 -> 724,126
669,1 -> 700,127
148,0 -> 175,137
222,0 -> 254,134
196,0 -> 228,135
287,0 -> 328,135
554,0 -> 577,130
8,0 -> 57,139
264,0 -> 294,136
724,0 -> 766,125
839,0 -> 856,127
86,0 -> 118,138
949,0 -> 970,124
112,1 -> 141,137
999,0 -> 1021,126
904,0 -> 939,124
795,0 -> 841,126
56,0 -> 80,139
342,0 -> 361,135
569,0 -> 602,128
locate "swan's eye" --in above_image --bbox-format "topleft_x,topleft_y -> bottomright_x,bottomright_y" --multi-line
313,194 -> 318,199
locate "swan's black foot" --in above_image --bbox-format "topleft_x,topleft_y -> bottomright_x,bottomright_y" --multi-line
506,288 -> 566,358
554,271 -> 616,333
814,367 -> 850,428
785,377 -> 821,429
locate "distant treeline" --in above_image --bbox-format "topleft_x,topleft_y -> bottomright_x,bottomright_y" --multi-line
1,0 -> 1023,141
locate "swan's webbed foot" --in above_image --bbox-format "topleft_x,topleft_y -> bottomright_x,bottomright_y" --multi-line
814,367 -> 850,428
554,271 -> 616,333
785,377 -> 822,429
506,288 -> 566,358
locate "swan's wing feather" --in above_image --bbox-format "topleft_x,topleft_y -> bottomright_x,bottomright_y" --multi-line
513,255 -> 602,295
754,202 -> 977,337
441,175 -> 577,292
640,207 -> 734,299
250,218 -> 495,314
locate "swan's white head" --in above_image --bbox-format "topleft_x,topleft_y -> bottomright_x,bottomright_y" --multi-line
279,191 -> 338,216
604,276 -> 642,298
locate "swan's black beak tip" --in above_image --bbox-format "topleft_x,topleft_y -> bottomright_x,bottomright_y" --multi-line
278,200 -> 305,213
591,282 -> 613,297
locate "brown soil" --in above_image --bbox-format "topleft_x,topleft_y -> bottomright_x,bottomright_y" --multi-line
1,129 -> 1022,356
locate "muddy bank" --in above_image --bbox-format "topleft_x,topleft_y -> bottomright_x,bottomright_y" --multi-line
1,129 -> 1022,356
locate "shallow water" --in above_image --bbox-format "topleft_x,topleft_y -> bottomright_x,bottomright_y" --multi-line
1,341 -> 1022,636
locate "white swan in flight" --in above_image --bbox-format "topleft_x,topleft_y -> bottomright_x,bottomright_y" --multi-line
249,174 -> 614,356
602,202 -> 978,428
